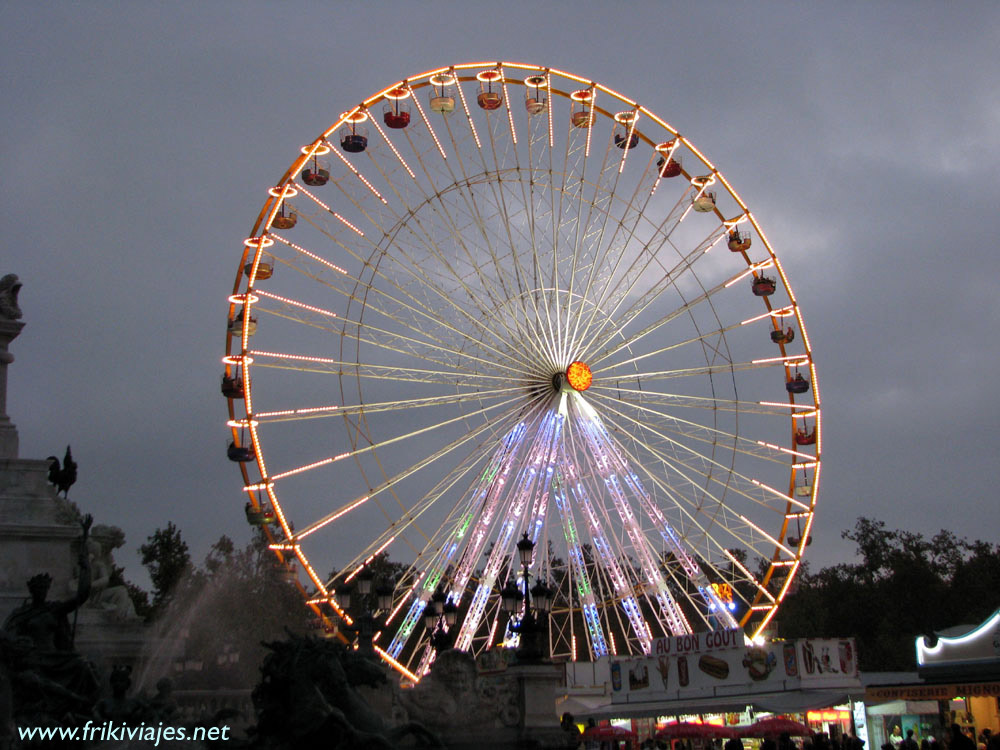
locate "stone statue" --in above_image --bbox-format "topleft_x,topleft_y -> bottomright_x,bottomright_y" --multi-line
0,275 -> 21,321
1,514 -> 100,720
73,525 -> 138,621
95,664 -> 143,722
144,676 -> 178,721
251,632 -> 443,750
397,649 -> 521,732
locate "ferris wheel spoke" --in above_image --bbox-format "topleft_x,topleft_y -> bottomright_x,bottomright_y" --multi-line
289,392 -> 544,545
596,435 -> 776,614
248,350 -> 532,387
591,318 -> 750,377
565,148 -> 662,356
290,161 -> 523,340
452,402 -> 567,652
595,358 -> 782,383
593,394 -> 810,518
585,389 -> 800,469
263,393 -> 526,490
331,410 -> 529,591
250,293 -> 533,379
252,386 -> 528,427
581,250 -> 724,368
564,128 -> 623,339
592,412 -> 788,588
567,395 -> 696,636
579,220 -> 729,363
588,400 -> 802,553
388,140 -> 558,365
560,417 -> 666,644
587,387 -> 816,419
265,235 -> 533,374
482,100 -> 563,359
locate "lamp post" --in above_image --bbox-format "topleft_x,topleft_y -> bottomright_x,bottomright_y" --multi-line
423,585 -> 459,653
334,570 -> 394,657
500,532 -> 553,662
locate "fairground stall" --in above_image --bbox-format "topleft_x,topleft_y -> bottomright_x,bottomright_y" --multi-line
561,630 -> 862,745
862,608 -> 1000,749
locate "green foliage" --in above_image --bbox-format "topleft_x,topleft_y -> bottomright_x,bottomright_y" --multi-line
777,516 -> 1000,671
139,522 -> 192,617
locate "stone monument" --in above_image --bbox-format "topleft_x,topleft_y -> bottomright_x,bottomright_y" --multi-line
0,274 -> 147,680
397,649 -> 573,749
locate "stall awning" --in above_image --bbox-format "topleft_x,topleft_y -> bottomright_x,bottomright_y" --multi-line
865,682 -> 1000,702
576,689 -> 856,720
866,700 -> 939,716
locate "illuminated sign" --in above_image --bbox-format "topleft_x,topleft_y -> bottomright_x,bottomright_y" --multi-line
652,627 -> 743,656
712,583 -> 733,603
865,683 -> 1000,701
807,710 -> 850,722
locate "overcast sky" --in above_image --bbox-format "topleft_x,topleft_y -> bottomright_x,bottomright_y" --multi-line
3,2 -> 999,592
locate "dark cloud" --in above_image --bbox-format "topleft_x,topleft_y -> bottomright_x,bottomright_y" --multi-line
3,2 -> 999,593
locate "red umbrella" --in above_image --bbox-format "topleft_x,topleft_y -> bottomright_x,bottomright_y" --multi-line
583,725 -> 637,740
657,722 -> 739,740
739,718 -> 811,737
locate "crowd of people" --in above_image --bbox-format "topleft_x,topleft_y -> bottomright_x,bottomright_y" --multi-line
565,723 -> 1000,750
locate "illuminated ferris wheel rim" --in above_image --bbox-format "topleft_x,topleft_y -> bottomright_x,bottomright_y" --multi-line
224,61 -> 821,671
244,60 -> 816,351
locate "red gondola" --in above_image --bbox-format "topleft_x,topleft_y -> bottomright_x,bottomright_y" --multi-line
752,276 -> 777,296
383,87 -> 411,129
476,69 -> 503,110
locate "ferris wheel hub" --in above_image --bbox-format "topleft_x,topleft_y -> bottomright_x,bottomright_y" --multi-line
565,361 -> 592,392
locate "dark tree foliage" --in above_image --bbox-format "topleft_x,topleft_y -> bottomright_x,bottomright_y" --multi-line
139,521 -> 192,617
165,530 -> 314,688
776,517 -> 1000,671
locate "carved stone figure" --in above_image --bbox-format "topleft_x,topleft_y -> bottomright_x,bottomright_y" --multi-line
251,632 -> 443,750
0,515 -> 100,727
0,275 -> 21,320
398,649 -> 521,732
144,676 -> 178,721
95,664 -> 143,722
73,526 -> 138,621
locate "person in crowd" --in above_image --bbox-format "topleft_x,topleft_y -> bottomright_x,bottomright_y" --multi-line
949,724 -> 976,750
889,724 -> 903,750
900,729 -> 919,750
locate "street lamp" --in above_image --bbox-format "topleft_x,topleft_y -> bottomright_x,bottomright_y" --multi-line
423,585 -> 459,653
501,532 -> 553,662
334,573 -> 393,657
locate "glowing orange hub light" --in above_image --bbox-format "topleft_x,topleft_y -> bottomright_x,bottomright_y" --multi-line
566,361 -> 592,391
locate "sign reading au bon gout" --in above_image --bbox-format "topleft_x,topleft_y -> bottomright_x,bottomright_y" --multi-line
609,635 -> 859,705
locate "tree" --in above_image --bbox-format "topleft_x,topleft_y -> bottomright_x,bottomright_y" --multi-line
776,516 -> 1000,671
139,522 -> 192,617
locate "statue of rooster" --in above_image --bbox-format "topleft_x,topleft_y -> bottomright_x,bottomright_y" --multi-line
46,445 -> 77,498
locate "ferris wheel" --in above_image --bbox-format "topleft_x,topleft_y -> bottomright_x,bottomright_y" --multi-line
223,62 -> 820,678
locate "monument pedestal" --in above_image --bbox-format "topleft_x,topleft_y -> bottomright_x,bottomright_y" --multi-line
0,458 -> 81,623
397,651 -> 574,750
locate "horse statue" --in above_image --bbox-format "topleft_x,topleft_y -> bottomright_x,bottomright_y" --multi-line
251,632 -> 443,750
